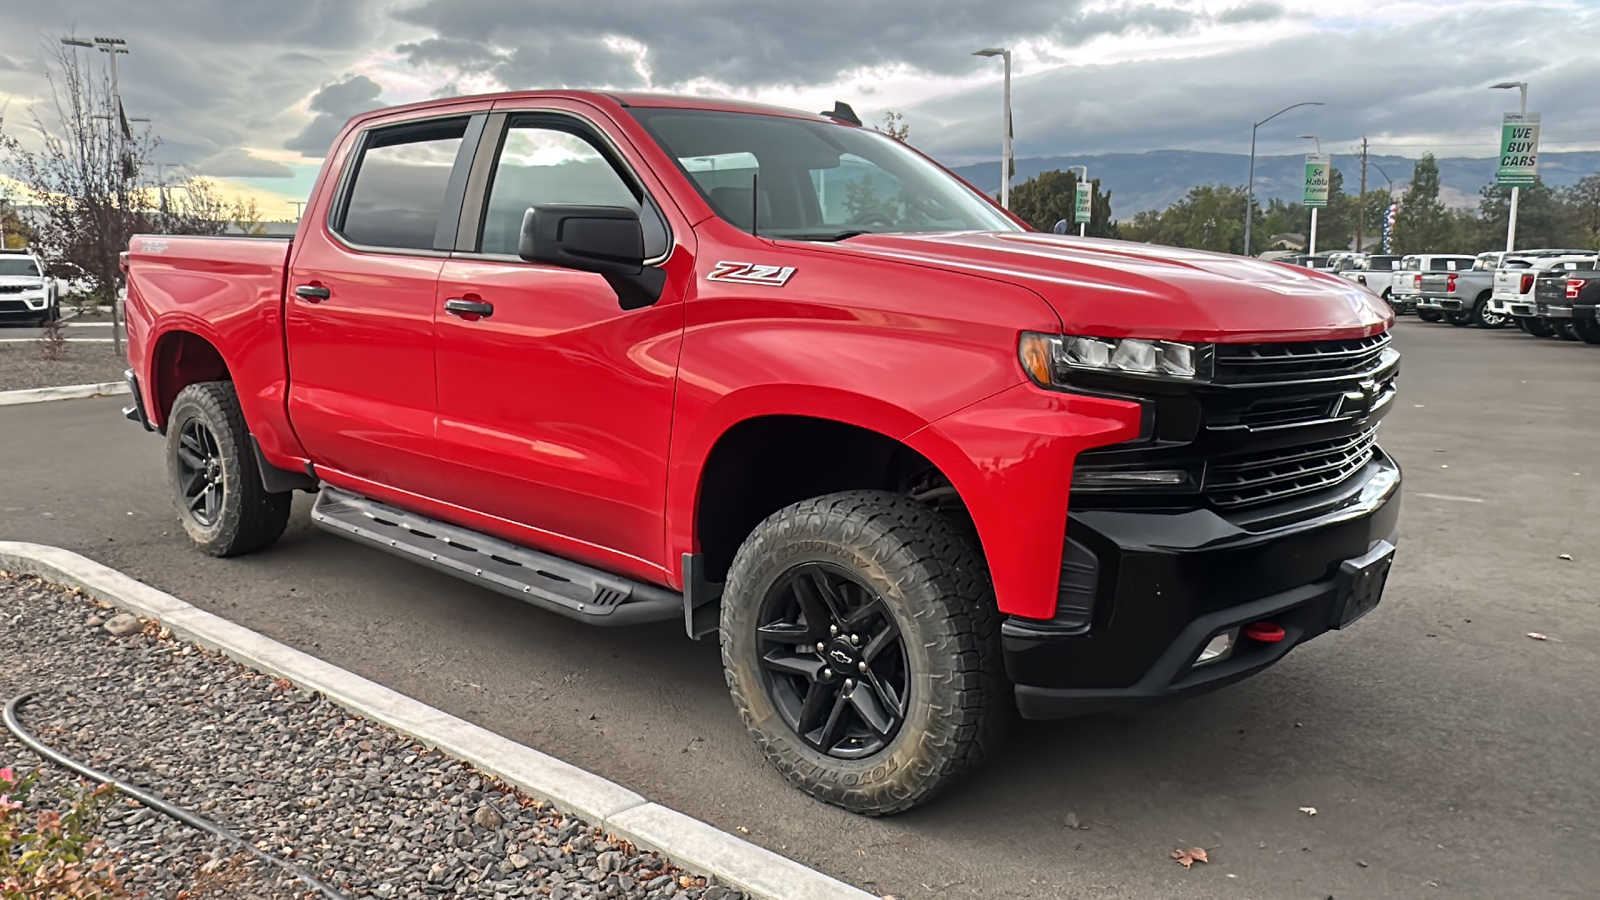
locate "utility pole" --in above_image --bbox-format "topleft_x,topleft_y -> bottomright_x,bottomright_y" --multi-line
1357,137 -> 1368,253
1244,101 -> 1324,257
973,48 -> 1013,209
291,201 -> 306,220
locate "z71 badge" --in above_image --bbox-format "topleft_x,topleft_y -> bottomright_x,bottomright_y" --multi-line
707,261 -> 796,286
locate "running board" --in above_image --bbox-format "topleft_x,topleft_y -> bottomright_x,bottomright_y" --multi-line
310,487 -> 681,627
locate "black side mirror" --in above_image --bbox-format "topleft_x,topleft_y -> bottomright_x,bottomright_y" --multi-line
519,205 -> 667,310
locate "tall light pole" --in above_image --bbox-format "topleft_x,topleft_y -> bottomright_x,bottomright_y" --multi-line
1299,134 -> 1323,256
1372,162 -> 1397,253
1491,81 -> 1528,253
973,47 -> 1013,210
1068,165 -> 1089,236
1244,100 -> 1323,257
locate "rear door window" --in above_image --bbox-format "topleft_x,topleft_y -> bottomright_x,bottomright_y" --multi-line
337,118 -> 470,251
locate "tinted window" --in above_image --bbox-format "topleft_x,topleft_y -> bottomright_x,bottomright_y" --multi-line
340,119 -> 468,250
0,257 -> 40,276
479,122 -> 640,256
1367,255 -> 1400,269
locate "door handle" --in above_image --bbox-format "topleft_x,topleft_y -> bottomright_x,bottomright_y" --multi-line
444,297 -> 494,318
295,284 -> 331,302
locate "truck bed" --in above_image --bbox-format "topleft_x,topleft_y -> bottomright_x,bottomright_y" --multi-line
122,233 -> 299,459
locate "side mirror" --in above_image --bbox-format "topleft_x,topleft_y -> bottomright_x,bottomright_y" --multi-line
519,205 -> 666,309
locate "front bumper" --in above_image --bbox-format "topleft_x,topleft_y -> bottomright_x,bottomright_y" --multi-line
0,296 -> 52,319
1005,450 -> 1401,719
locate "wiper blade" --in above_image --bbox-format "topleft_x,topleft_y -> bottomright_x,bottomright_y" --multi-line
779,230 -> 870,242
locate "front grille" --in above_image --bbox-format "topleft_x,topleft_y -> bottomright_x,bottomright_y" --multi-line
1213,333 -> 1390,384
0,300 -> 28,312
0,285 -> 29,294
1204,426 -> 1379,509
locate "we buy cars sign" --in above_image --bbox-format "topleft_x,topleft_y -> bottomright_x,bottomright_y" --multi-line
1498,112 -> 1541,186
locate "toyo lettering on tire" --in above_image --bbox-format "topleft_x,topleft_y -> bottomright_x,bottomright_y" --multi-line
166,381 -> 291,557
719,490 -> 1008,815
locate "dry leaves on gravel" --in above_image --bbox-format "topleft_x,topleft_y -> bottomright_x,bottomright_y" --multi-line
1171,847 -> 1209,869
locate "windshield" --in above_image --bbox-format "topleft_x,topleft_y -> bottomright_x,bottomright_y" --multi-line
0,257 -> 40,276
628,108 -> 1019,240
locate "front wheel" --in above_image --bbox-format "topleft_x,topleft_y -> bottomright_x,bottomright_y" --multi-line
166,381 -> 291,557
1472,296 -> 1505,328
1418,309 -> 1444,323
720,491 -> 1007,815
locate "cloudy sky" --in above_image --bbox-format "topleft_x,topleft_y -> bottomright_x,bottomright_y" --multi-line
1,0 -> 1595,218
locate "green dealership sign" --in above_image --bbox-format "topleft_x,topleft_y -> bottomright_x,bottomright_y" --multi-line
1498,111 -> 1540,186
1074,182 -> 1091,224
1303,154 -> 1330,208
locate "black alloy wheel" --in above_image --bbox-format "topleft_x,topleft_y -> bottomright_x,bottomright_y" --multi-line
175,418 -> 226,527
754,563 -> 909,759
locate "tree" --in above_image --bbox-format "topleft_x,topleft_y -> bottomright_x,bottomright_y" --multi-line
1470,177 -> 1583,251
1008,169 -> 1117,238
1563,173 -> 1600,248
1121,183 -> 1248,253
878,110 -> 910,143
229,197 -> 266,235
0,45 -> 226,303
1391,154 -> 1457,253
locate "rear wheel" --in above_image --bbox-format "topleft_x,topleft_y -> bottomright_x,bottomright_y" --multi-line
721,490 -> 1007,815
1447,312 -> 1472,327
1552,321 -> 1579,341
166,381 -> 291,557
1471,294 -> 1505,328
1572,319 -> 1600,345
1418,309 -> 1444,323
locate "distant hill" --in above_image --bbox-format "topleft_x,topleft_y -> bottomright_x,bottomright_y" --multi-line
947,150 -> 1600,217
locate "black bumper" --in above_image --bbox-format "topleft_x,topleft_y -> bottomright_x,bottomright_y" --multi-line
1004,451 -> 1401,719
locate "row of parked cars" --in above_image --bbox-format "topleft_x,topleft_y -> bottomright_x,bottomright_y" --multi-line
1286,249 -> 1600,343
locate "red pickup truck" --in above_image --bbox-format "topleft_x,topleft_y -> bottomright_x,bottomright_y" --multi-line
121,91 -> 1401,815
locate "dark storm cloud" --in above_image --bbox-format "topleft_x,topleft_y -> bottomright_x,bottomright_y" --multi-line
284,75 -> 384,156
901,5 -> 1600,165
197,148 -> 296,178
391,0 -> 1207,89
0,1 -> 388,167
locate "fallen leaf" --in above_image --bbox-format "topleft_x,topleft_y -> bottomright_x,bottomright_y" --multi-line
1557,554 -> 1572,561
1300,806 -> 1318,816
1527,632 -> 1548,641
1171,847 -> 1209,868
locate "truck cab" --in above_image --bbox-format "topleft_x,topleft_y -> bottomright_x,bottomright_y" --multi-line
120,91 -> 1400,815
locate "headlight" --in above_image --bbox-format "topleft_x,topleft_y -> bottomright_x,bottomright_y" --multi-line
1019,332 -> 1212,385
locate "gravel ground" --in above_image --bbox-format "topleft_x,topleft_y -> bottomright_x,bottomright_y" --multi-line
0,342 -> 126,391
0,573 -> 744,900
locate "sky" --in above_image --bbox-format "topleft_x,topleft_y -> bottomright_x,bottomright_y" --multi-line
0,0 -> 1595,219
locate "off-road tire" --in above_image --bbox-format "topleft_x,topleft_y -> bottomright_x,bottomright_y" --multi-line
1418,309 -> 1444,323
721,490 -> 1008,815
1572,318 -> 1600,345
166,381 -> 291,557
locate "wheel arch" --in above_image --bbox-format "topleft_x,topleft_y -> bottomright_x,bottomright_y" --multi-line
148,328 -> 232,428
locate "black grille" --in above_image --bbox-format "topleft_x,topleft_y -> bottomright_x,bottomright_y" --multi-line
1214,334 -> 1391,384
0,285 -> 30,294
0,300 -> 28,312
1204,426 -> 1379,509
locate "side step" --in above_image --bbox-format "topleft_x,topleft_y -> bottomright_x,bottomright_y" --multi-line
310,487 -> 681,627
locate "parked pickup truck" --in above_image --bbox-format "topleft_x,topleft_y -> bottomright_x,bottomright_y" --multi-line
1533,262 -> 1600,342
1339,254 -> 1403,304
1415,252 -> 1510,328
121,91 -> 1401,815
1391,253 -> 1475,320
1494,253 -> 1598,335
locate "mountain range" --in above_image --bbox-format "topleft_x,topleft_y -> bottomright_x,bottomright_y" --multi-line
947,151 -> 1600,217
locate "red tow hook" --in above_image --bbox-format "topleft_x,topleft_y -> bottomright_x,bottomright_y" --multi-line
1242,621 -> 1286,643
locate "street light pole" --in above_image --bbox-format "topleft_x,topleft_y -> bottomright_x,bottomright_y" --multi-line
1491,81 -> 1528,253
1299,134 -> 1323,256
1372,162 -> 1397,253
1068,165 -> 1089,236
973,48 -> 1013,209
1244,100 -> 1324,257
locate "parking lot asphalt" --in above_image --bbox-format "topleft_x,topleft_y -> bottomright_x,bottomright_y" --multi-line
1,318 -> 1596,899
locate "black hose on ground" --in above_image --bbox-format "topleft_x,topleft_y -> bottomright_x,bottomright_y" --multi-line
3,691 -> 350,900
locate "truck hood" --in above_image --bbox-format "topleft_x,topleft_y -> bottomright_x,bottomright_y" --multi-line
825,232 -> 1391,343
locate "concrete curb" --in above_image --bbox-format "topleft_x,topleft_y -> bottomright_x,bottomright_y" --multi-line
0,382 -> 130,407
0,541 -> 874,900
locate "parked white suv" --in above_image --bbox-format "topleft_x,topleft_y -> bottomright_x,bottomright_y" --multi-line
0,249 -> 60,325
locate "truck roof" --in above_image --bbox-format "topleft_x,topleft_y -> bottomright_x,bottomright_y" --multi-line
349,90 -> 839,127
